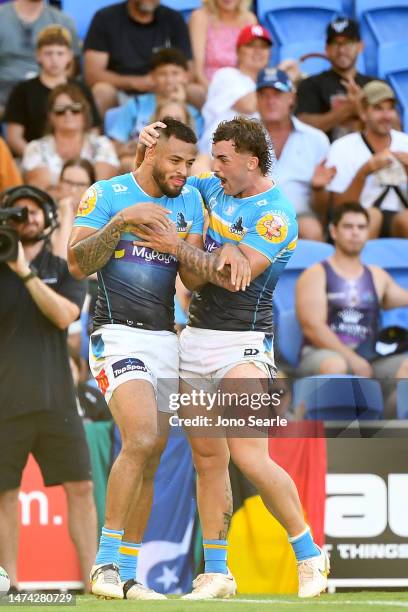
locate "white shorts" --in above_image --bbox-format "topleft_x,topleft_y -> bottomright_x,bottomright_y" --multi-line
179,326 -> 275,390
89,324 -> 179,411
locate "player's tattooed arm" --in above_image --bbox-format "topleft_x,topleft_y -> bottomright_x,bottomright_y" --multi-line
177,240 -> 239,291
68,213 -> 126,278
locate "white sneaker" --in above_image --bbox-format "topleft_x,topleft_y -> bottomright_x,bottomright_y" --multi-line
90,563 -> 123,599
297,546 -> 330,598
123,579 -> 167,600
182,572 -> 237,600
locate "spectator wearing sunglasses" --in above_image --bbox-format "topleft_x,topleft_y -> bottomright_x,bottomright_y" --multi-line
22,83 -> 119,191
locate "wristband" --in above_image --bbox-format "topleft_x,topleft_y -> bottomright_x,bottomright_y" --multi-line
21,270 -> 37,283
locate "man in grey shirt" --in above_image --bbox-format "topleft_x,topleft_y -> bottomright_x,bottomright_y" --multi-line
0,0 -> 80,113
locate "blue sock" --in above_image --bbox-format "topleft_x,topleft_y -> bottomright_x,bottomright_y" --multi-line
95,526 -> 124,566
203,539 -> 228,574
118,541 -> 141,581
289,528 -> 320,562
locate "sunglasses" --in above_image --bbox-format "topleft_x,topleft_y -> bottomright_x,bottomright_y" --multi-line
52,103 -> 83,116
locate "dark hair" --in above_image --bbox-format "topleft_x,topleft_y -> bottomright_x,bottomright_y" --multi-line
46,83 -> 92,133
60,158 -> 96,184
160,116 -> 197,145
212,116 -> 272,175
150,48 -> 188,71
331,202 -> 369,225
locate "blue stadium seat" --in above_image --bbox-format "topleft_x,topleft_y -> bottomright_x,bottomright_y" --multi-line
274,240 -> 334,366
104,106 -> 122,135
161,0 -> 201,20
355,0 -> 408,76
396,380 -> 408,419
361,239 -> 408,330
293,375 -> 384,420
257,0 -> 342,66
62,0 -> 120,39
377,43 -> 408,132
388,71 -> 408,133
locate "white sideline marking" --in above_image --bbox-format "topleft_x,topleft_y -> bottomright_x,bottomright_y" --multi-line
215,599 -> 408,608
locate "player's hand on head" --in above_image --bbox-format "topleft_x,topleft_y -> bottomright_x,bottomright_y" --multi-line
122,202 -> 171,232
216,243 -> 251,291
138,121 -> 167,148
133,220 -> 179,255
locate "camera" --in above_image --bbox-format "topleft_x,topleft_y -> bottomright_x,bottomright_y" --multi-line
0,207 -> 28,263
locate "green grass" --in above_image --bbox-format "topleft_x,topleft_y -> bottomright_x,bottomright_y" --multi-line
6,592 -> 408,612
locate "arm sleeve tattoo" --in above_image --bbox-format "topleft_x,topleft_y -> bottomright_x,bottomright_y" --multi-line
176,240 -> 235,290
72,213 -> 126,276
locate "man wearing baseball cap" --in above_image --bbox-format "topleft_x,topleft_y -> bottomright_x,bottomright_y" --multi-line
199,24 -> 272,155
257,67 -> 335,240
326,80 -> 408,237
296,16 -> 373,141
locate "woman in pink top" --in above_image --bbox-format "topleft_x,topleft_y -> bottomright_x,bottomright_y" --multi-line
189,0 -> 257,90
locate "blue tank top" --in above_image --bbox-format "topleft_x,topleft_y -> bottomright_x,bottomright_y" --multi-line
323,260 -> 380,348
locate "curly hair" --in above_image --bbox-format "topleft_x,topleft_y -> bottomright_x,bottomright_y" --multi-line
212,116 -> 273,176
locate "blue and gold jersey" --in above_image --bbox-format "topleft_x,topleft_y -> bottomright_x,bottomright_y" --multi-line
74,173 -> 204,332
187,173 -> 297,332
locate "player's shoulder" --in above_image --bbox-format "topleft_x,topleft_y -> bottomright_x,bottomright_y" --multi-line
249,184 -> 296,222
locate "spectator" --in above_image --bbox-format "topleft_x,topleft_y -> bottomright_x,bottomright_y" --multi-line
296,17 -> 373,141
0,0 -> 80,117
257,68 -> 335,240
4,25 -> 100,158
83,0 -> 192,117
189,0 -> 257,90
107,48 -> 203,168
22,83 -> 119,191
327,81 -> 408,238
296,202 -> 408,382
199,24 -> 272,155
52,158 -> 96,259
0,138 -> 22,191
0,185 -> 97,592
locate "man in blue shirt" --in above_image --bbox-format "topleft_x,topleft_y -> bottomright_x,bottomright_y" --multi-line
136,116 -> 329,599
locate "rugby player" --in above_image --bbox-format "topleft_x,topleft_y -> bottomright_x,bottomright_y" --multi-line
135,116 -> 330,599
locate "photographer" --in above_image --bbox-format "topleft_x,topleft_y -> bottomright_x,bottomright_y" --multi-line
0,186 -> 97,592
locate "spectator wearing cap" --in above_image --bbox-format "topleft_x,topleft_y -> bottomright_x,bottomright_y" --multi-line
0,0 -> 80,117
296,17 -> 373,142
198,24 -> 272,156
327,81 -> 408,238
188,0 -> 257,91
83,0 -> 195,118
4,25 -> 100,158
257,68 -> 335,241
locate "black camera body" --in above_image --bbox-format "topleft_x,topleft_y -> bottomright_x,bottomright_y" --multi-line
0,207 -> 28,263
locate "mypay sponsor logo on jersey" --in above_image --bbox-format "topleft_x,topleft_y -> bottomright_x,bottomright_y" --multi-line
112,358 -> 148,378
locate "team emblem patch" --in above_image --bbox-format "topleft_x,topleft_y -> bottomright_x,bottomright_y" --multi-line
77,186 -> 97,216
256,214 -> 288,243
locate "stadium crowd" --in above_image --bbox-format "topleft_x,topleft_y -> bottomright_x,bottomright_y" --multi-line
1,0 -> 408,598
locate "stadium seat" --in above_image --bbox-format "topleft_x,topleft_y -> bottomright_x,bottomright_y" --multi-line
257,0 -> 342,66
161,0 -> 201,20
274,240 -> 334,366
377,43 -> 408,132
104,106 -> 122,135
62,0 -> 120,39
355,0 -> 408,76
293,375 -> 384,420
361,239 -> 408,329
396,380 -> 408,419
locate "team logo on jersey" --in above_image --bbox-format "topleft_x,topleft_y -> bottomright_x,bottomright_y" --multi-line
177,212 -> 188,232
229,216 -> 245,236
77,186 -> 97,216
256,213 -> 288,243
